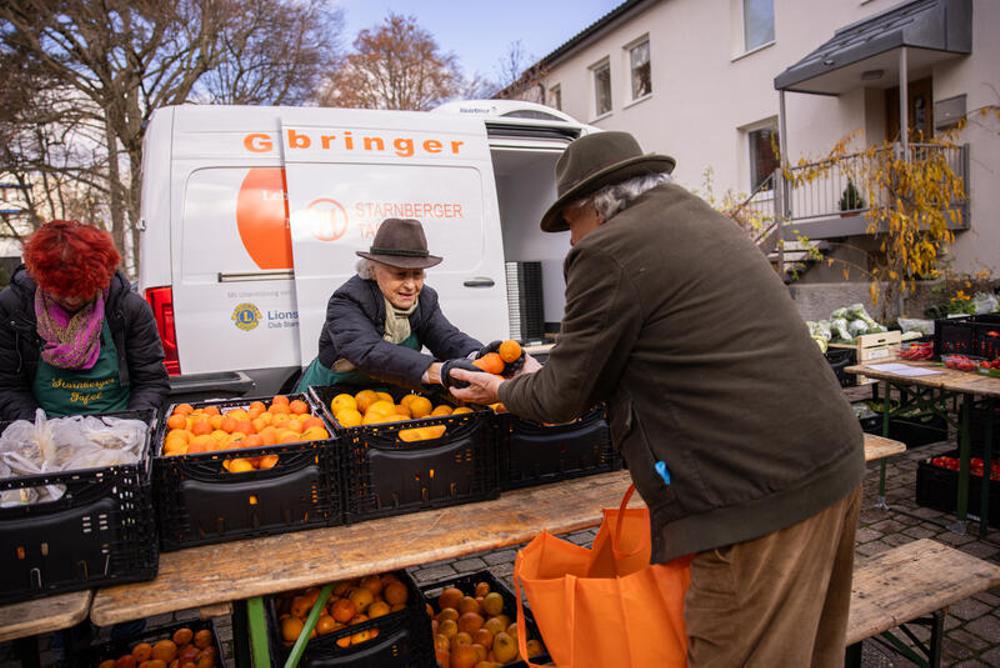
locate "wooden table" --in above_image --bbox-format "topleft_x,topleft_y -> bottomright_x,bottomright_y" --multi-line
0,590 -> 92,643
90,433 -> 900,628
847,360 -> 1000,534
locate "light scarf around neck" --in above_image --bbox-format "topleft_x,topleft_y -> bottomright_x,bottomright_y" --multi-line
34,289 -> 106,370
383,296 -> 418,344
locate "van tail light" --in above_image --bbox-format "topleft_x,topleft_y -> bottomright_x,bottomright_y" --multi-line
144,286 -> 181,375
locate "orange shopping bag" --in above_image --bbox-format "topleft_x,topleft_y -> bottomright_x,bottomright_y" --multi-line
513,484 -> 691,667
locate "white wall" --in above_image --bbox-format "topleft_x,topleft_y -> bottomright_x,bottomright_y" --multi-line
538,0 -> 998,273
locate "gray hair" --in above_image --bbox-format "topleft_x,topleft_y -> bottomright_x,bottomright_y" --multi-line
571,172 -> 673,221
356,258 -> 376,279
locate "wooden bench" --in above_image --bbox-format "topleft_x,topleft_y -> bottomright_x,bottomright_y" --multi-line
846,538 -> 1000,667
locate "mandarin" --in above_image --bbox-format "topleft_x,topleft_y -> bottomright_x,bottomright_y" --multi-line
409,396 -> 433,418
354,390 -> 378,413
289,399 -> 309,415
335,409 -> 363,428
431,405 -> 453,416
166,414 -> 187,430
498,340 -> 522,363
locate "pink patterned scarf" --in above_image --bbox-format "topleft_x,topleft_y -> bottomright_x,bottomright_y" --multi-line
34,290 -> 106,370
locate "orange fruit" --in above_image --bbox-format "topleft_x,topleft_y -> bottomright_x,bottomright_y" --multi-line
302,426 -> 330,441
271,394 -> 290,405
251,417 -> 268,433
190,421 -> 213,436
290,595 -> 311,618
227,458 -> 254,473
375,391 -> 394,404
277,430 -> 300,444
457,596 -> 480,615
132,642 -> 153,661
193,630 -> 212,649
451,406 -> 473,415
202,405 -> 221,416
331,393 -> 357,413
473,627 -> 494,650
336,409 -> 363,428
474,353 -> 504,374
438,587 -> 464,611
233,419 -> 254,435
286,419 -> 305,434
166,414 -> 187,430
349,587 -> 374,612
209,414 -> 224,430
458,611 -> 484,634
242,434 -> 263,448
258,426 -> 278,445
258,454 -> 279,469
165,429 -> 190,445
220,416 -> 237,433
400,394 -> 420,408
227,408 -> 249,421
331,598 -> 357,623
172,628 -> 193,646
360,574 -> 383,595
394,404 -> 412,418
281,616 -> 304,643
498,340 -> 522,363
249,400 -> 267,414
368,600 -> 391,618
289,399 -> 309,415
186,435 -> 214,454
384,580 -> 408,606
174,403 -> 194,416
438,607 -> 459,623
316,615 -> 337,635
450,644 -> 479,668
398,427 -> 425,442
431,405 -> 453,417
269,402 -> 290,415
354,389 -> 378,414
151,640 -> 177,662
409,396 -> 433,418
163,439 -> 187,456
367,400 -> 395,417
302,416 -> 324,430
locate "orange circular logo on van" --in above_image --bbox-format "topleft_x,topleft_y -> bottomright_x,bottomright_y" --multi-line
307,197 -> 349,242
236,168 -> 293,270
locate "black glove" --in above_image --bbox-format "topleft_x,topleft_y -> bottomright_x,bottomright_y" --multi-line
440,358 -> 481,390
476,340 -> 525,377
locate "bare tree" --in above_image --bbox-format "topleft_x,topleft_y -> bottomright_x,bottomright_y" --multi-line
319,13 -> 464,111
492,40 -> 548,104
1,0 -> 343,273
197,0 -> 342,105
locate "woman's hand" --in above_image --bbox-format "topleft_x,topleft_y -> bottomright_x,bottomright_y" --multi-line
448,368 -> 503,404
422,362 -> 443,385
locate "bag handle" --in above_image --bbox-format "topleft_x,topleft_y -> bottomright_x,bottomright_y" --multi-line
612,483 -> 644,558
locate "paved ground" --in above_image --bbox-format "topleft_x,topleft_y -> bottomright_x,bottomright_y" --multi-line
5,420 -> 1000,666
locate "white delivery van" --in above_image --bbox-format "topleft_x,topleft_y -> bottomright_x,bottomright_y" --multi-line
138,100 -> 596,399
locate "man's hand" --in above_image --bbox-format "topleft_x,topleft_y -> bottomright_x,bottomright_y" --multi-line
519,353 -> 543,375
448,368 -> 504,405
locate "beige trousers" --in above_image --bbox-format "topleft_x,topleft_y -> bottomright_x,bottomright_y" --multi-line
684,485 -> 862,667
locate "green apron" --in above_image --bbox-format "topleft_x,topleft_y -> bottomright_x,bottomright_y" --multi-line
294,333 -> 421,393
32,320 -> 130,416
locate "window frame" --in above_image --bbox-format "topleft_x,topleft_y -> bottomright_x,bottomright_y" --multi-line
742,0 -> 775,53
548,84 -> 562,111
744,118 -> 780,194
624,35 -> 652,103
589,57 -> 613,120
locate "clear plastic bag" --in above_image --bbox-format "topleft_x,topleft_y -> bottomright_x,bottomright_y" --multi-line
0,411 -> 147,506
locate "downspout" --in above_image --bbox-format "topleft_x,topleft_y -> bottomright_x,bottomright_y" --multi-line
777,89 -> 789,278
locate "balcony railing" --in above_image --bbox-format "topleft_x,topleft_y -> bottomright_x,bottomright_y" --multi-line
783,142 -> 969,224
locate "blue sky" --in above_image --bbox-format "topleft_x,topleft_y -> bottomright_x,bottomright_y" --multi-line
337,0 -> 623,84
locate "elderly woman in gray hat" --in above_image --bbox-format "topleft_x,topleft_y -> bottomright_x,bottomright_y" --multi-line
294,218 -> 485,392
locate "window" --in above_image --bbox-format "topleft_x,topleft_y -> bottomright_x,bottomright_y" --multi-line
549,85 -> 562,111
748,125 -> 779,191
628,40 -> 651,99
592,60 -> 612,116
743,0 -> 774,51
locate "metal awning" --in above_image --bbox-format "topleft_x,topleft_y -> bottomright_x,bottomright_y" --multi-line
774,0 -> 971,95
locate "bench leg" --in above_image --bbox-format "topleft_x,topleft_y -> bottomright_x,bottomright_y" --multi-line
844,641 -> 863,668
872,608 -> 947,668
927,608 -> 945,668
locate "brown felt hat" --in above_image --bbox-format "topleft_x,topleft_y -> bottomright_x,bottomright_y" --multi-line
540,131 -> 676,233
356,218 -> 443,269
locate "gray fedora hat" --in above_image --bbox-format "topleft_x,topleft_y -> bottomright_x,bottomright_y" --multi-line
540,131 -> 676,233
356,218 -> 443,269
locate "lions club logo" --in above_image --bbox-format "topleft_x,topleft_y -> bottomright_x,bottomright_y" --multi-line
232,303 -> 262,331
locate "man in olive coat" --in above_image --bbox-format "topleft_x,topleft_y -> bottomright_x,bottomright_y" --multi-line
450,131 -> 865,666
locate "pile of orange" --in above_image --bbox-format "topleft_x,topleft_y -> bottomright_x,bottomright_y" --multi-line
275,572 -> 410,649
329,390 -> 473,443
162,395 -> 329,473
428,579 -> 544,668
96,626 -> 216,668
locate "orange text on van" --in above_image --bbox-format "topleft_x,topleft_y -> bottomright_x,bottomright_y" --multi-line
243,130 -> 465,158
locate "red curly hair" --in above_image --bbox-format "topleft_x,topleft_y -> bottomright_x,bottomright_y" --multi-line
23,220 -> 121,299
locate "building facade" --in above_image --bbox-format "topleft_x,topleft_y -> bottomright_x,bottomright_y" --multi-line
501,0 -> 999,277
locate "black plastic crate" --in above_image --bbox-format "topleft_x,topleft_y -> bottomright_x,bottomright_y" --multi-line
971,405 -> 1000,456
266,570 -> 433,667
825,348 -> 857,387
934,314 -> 1000,359
154,394 -> 342,552
81,618 -> 225,667
309,385 -> 499,525
420,570 -> 550,668
915,449 -> 1000,527
500,406 -> 617,490
0,409 -> 158,605
859,413 -> 948,449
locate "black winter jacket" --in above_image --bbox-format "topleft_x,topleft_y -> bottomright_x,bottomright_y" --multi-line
317,276 -> 482,388
0,266 -> 170,420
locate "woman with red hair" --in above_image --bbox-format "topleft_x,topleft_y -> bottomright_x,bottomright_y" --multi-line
0,220 -> 169,419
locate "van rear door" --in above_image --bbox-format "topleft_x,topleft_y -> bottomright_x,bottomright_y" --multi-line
279,111 -> 509,366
